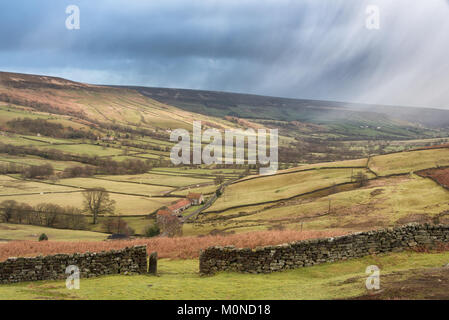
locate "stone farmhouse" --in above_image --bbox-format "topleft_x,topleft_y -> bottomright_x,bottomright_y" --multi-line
187,193 -> 204,205
152,193 -> 211,237
167,199 -> 192,215
156,193 -> 204,218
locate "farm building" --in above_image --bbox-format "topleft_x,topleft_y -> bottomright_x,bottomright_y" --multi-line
187,193 -> 204,205
167,199 -> 192,214
156,209 -> 183,237
156,209 -> 173,216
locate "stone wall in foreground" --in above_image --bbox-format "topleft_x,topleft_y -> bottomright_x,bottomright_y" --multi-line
0,245 -> 148,284
199,224 -> 449,275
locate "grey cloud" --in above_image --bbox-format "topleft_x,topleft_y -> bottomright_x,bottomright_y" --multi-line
0,0 -> 448,109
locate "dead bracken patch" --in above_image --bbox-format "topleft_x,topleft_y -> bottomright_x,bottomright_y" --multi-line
0,229 -> 347,261
417,167 -> 449,189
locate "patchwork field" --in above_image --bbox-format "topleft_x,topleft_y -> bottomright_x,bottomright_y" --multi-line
195,175 -> 449,235
3,71 -> 449,301
191,147 -> 449,236
206,168 -> 375,213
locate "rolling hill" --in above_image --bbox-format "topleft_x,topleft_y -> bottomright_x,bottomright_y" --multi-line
127,85 -> 449,139
0,70 -> 449,239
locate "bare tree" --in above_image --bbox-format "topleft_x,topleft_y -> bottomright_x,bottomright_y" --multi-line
102,217 -> 134,235
35,203 -> 61,227
82,188 -> 115,224
157,214 -> 183,237
0,200 -> 19,223
214,175 -> 225,186
354,172 -> 369,188
62,206 -> 86,230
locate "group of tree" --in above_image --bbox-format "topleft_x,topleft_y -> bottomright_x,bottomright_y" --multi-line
102,217 -> 135,236
0,200 -> 86,230
214,175 -> 225,186
0,142 -> 155,175
156,209 -> 183,237
22,164 -> 54,179
0,162 -> 23,174
62,165 -> 95,178
6,118 -> 97,140
0,188 -> 117,230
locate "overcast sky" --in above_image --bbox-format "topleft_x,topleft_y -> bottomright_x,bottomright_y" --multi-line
1,0 -> 449,109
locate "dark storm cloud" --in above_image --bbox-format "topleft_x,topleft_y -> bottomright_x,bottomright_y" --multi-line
1,0 -> 449,109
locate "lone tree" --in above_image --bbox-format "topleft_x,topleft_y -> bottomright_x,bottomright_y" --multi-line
354,172 -> 369,188
82,188 -> 115,224
214,175 -> 225,186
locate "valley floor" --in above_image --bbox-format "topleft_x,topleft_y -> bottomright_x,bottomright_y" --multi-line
1,251 -> 449,300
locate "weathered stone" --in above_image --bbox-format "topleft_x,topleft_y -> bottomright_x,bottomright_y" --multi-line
199,223 -> 449,275
0,246 -> 149,284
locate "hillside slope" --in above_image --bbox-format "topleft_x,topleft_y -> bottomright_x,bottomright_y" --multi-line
128,86 -> 449,139
0,71 -> 238,132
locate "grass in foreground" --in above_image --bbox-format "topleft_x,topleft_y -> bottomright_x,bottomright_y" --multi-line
1,251 -> 449,300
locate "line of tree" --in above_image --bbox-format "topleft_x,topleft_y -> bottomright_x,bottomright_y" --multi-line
0,163 -> 23,174
0,143 -> 154,175
0,189 -> 116,230
22,164 -> 54,179
0,200 -> 86,230
6,118 -> 97,140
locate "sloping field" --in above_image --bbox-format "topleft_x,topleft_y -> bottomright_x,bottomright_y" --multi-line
98,173 -> 212,188
0,135 -> 48,147
0,175 -> 78,195
205,168 -> 374,213
51,177 -> 173,196
0,72 -> 237,132
0,223 -> 108,242
0,154 -> 88,171
0,193 -> 178,215
173,184 -> 218,196
41,144 -> 123,157
208,175 -> 449,233
369,148 -> 449,176
279,158 -> 368,173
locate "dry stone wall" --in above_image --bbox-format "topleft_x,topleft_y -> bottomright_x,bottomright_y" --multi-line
0,245 -> 148,284
200,224 -> 449,275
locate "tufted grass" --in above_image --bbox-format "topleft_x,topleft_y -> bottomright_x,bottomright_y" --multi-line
1,251 -> 449,300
